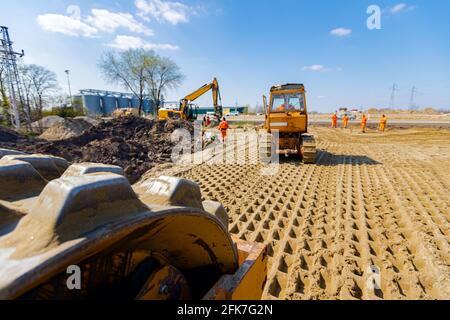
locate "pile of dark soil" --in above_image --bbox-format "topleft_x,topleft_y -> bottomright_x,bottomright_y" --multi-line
0,117 -> 194,183
0,126 -> 31,143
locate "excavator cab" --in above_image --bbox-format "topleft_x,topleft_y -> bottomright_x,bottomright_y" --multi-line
184,103 -> 199,120
159,102 -> 198,120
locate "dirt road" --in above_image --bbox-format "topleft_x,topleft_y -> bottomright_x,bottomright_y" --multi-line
143,127 -> 450,299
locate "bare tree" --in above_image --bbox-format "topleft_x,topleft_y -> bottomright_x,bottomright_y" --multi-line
20,64 -> 58,131
98,49 -> 184,116
145,54 -> 184,113
22,64 -> 58,118
98,49 -> 154,116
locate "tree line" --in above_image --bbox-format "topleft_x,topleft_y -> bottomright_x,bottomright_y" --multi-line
0,63 -> 61,130
98,49 -> 184,116
0,48 -> 184,129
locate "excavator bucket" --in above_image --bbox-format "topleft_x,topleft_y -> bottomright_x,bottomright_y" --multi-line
0,150 -> 267,300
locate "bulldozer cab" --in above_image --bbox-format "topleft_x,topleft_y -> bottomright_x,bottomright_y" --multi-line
268,84 -> 306,114
270,92 -> 305,113
263,84 -> 308,133
260,83 -> 316,163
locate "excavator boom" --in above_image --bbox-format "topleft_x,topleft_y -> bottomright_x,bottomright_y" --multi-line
180,78 -> 222,118
159,78 -> 223,120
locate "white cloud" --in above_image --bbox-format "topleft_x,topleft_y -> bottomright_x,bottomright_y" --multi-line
302,65 -> 329,72
391,3 -> 407,14
108,35 -> 179,50
389,3 -> 415,14
302,65 -> 342,73
37,13 -> 98,37
330,28 -> 352,37
86,9 -> 153,36
135,0 -> 190,25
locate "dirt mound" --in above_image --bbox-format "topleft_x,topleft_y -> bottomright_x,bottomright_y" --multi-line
0,117 -> 194,183
0,126 -> 32,144
31,116 -> 65,130
39,118 -> 97,141
74,116 -> 99,126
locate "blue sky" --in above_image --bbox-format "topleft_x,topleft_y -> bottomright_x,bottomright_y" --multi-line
1,0 -> 449,111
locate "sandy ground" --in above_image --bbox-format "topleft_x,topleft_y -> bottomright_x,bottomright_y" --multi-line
143,126 -> 450,300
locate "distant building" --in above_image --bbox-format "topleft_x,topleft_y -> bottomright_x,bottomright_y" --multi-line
76,89 -> 156,116
223,106 -> 248,115
196,106 -> 248,116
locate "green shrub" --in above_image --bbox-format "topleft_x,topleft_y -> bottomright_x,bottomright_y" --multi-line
42,106 -> 85,118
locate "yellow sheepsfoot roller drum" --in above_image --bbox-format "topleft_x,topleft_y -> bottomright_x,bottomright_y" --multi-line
0,149 -> 267,300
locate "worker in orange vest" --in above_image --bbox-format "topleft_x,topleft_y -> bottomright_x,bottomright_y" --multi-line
379,114 -> 387,132
331,113 -> 338,128
361,114 -> 368,133
343,114 -> 349,129
276,103 -> 295,112
218,117 -> 229,142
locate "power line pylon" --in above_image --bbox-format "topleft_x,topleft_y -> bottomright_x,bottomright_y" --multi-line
389,83 -> 398,109
0,26 -> 25,128
409,86 -> 417,109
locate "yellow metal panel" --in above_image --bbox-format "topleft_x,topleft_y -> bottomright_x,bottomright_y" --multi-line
203,237 -> 268,300
268,114 -> 307,132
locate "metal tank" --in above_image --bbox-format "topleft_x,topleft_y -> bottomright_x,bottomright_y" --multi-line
143,99 -> 154,114
101,96 -> 117,115
117,96 -> 131,109
82,95 -> 102,116
131,97 -> 140,109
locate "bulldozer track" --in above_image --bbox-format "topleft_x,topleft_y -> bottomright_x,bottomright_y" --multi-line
301,134 -> 316,164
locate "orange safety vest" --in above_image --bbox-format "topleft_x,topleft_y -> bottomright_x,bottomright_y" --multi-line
218,121 -> 229,131
276,105 -> 286,112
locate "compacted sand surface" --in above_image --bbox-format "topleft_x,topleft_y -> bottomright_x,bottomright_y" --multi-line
147,126 -> 450,299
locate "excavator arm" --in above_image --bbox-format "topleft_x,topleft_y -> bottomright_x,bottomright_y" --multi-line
180,78 -> 222,118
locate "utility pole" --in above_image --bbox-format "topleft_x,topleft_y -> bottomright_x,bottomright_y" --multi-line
389,83 -> 398,109
65,69 -> 73,107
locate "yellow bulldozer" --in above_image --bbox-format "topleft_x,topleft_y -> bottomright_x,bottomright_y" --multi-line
260,83 -> 316,163
0,148 -> 267,300
158,78 -> 223,121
